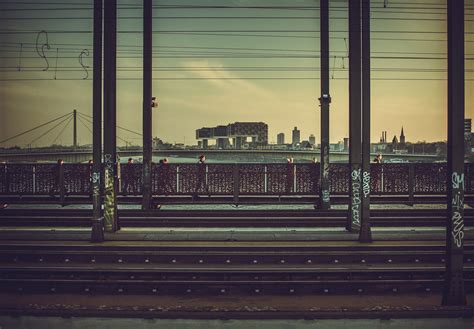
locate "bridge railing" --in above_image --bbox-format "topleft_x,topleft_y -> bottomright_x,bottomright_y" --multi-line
1,162 -> 473,198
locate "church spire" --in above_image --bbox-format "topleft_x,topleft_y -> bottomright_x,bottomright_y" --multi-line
400,126 -> 405,144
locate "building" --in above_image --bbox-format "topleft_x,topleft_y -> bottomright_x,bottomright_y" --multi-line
400,127 -> 406,145
343,138 -> 349,151
292,127 -> 300,146
196,122 -> 268,149
277,133 -> 285,145
309,134 -> 316,146
465,119 -> 472,154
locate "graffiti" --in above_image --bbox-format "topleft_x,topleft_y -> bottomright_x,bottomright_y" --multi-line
78,49 -> 90,80
322,147 -> 329,180
322,190 -> 330,202
92,171 -> 100,199
362,171 -> 370,198
103,154 -> 115,231
35,30 -> 50,71
450,172 -> 465,248
92,172 -> 100,184
351,168 -> 361,225
452,172 -> 464,189
452,210 -> 464,248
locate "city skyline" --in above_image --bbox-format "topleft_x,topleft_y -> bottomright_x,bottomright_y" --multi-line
0,0 -> 473,148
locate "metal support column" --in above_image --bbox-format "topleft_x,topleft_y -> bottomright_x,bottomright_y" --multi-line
73,109 -> 77,149
443,0 -> 466,306
142,0 -> 153,209
319,0 -> 331,210
359,0 -> 372,242
347,0 -> 362,232
91,0 -> 104,242
103,0 -> 118,232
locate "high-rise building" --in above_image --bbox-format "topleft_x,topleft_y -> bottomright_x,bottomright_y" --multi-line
277,133 -> 285,145
292,127 -> 300,145
309,134 -> 316,146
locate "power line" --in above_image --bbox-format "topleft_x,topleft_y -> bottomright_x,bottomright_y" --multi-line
1,16 -> 472,22
3,29 -> 473,34
2,77 -> 473,81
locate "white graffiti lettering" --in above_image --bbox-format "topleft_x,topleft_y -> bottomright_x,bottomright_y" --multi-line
351,169 -> 361,225
351,168 -> 361,180
92,172 -> 100,184
452,211 -> 464,248
452,172 -> 464,190
322,190 -> 330,202
362,171 -> 370,198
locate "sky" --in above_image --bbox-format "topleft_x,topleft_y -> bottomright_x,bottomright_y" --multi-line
0,0 -> 473,148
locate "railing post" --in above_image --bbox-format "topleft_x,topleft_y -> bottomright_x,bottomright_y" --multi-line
32,165 -> 36,195
233,164 -> 239,205
59,162 -> 65,206
408,163 -> 415,206
5,164 -> 10,194
176,165 -> 180,193
380,163 -> 384,193
264,165 -> 268,193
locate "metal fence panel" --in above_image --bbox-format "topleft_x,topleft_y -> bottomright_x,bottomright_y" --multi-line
239,164 -> 265,194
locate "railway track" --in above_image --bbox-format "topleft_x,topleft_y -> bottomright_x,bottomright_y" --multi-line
0,241 -> 473,295
3,194 -> 474,206
1,208 -> 473,228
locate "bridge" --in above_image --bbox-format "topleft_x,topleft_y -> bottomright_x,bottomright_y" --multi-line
0,148 -> 443,163
0,0 -> 470,317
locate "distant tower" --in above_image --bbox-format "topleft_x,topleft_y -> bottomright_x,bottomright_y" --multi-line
292,127 -> 300,145
277,133 -> 285,145
309,134 -> 316,146
400,127 -> 406,145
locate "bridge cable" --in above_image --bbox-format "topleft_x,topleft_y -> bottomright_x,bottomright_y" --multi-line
51,115 -> 73,145
28,113 -> 73,146
0,111 -> 72,144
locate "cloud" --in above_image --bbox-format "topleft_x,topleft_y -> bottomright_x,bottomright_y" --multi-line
181,60 -> 275,100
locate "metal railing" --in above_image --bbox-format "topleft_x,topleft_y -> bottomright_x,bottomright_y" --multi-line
1,163 -> 473,199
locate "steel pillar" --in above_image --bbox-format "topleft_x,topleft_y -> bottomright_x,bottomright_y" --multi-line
443,0 -> 466,306
91,0 -> 104,242
359,0 -> 372,242
103,0 -> 118,232
319,0 -> 331,210
73,109 -> 77,149
142,0 -> 153,210
347,0 -> 362,232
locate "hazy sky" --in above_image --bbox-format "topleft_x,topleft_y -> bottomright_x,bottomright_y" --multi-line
0,0 -> 473,147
